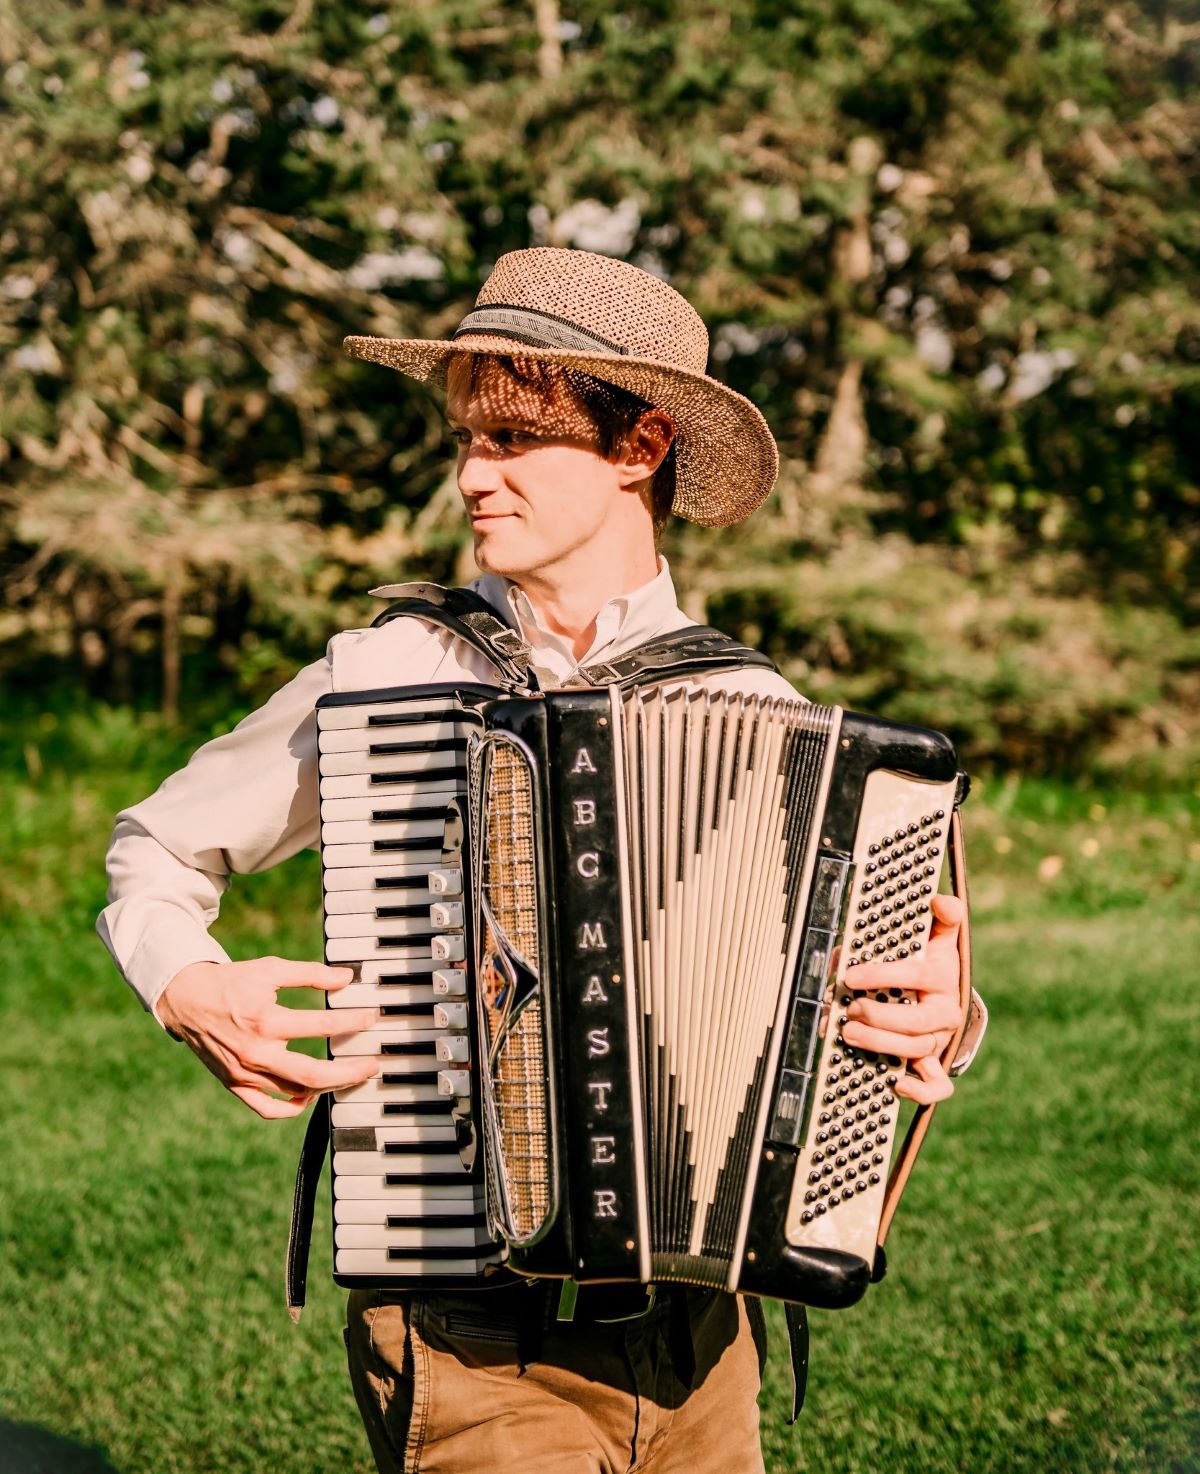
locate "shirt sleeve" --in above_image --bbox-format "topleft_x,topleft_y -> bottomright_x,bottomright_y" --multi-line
96,654 -> 333,1022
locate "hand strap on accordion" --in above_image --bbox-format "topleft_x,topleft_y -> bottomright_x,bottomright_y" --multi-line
286,1089 -> 331,1323
875,805 -> 973,1253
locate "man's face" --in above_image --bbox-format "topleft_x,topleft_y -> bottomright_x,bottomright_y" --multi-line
445,356 -> 636,582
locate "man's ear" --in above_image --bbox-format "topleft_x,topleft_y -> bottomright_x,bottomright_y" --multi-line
615,411 -> 675,488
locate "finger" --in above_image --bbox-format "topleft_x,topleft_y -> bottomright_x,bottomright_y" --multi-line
250,1044 -> 381,1094
268,1006 -> 383,1040
894,1053 -> 954,1105
840,1019 -> 941,1060
846,994 -> 962,1034
929,893 -> 964,930
229,1084 -> 310,1119
844,949 -> 958,993
265,961 -> 357,991
228,1060 -> 320,1103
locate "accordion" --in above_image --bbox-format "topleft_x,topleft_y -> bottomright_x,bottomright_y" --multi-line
317,680 -> 968,1309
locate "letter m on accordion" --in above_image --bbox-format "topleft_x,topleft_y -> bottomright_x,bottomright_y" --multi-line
317,681 -> 964,1309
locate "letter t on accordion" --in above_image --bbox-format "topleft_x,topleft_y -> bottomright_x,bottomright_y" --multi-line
316,679 -> 966,1310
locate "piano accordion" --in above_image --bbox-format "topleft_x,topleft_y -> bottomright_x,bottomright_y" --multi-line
317,681 -> 966,1309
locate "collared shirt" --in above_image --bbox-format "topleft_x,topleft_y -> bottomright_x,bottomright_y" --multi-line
97,560 -> 800,1020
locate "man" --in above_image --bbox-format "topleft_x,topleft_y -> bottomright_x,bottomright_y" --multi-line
99,248 -> 964,1473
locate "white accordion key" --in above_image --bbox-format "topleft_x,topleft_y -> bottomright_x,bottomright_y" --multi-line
335,1250 -> 495,1276
436,1035 -> 469,1064
322,862 -> 432,892
329,982 -> 436,1009
333,1176 -> 479,1202
432,969 -> 466,997
333,1185 -> 482,1219
324,888 -> 435,915
325,913 -> 435,940
331,1025 -> 443,1057
334,1077 -> 441,1105
431,934 -> 465,962
336,1224 -> 491,1250
321,817 -> 447,846
332,1103 -> 450,1128
333,1151 -> 471,1177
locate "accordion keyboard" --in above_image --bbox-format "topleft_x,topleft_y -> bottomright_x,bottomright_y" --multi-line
317,691 -> 501,1282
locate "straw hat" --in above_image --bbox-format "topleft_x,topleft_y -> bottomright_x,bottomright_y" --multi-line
343,247 -> 779,528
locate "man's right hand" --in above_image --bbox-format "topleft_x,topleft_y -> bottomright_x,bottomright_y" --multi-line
157,958 -> 382,1119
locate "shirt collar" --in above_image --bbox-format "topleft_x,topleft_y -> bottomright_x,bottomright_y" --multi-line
473,558 -> 684,684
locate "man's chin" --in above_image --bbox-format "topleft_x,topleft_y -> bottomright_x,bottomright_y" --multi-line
473,531 -> 539,581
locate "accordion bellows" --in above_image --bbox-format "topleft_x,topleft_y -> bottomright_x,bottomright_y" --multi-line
318,681 -> 962,1309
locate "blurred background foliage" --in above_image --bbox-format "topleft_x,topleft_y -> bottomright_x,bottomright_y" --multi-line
1,0 -> 1197,779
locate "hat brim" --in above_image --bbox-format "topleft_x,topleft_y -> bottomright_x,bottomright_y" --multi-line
343,333 -> 779,528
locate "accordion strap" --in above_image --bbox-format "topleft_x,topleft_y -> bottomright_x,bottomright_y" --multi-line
286,1090 -> 331,1323
578,626 -> 777,690
875,805 -> 976,1253
370,583 -> 778,691
371,582 -> 534,690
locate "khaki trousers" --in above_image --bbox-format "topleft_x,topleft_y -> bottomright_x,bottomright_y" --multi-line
345,1285 -> 768,1474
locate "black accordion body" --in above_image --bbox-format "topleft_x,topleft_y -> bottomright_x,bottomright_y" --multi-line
317,680 -> 964,1309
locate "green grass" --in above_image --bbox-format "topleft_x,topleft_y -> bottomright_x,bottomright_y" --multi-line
1,706 -> 1197,1473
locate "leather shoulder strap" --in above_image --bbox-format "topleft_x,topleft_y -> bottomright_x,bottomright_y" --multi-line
579,625 -> 778,692
286,1091 -> 331,1322
370,582 -> 532,691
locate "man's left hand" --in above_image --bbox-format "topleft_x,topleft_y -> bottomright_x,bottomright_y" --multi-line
838,893 -> 965,1105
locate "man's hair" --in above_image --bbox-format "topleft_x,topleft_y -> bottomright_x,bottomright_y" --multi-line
449,354 -> 677,534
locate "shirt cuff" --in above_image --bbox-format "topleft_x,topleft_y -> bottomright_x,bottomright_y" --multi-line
101,912 -> 232,1027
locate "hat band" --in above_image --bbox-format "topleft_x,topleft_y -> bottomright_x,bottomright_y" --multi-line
453,304 -> 630,357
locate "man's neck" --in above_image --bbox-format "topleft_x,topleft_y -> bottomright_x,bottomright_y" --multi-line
512,542 -> 660,661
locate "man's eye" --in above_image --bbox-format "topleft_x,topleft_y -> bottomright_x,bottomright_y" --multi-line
495,428 -> 540,448
450,428 -> 472,447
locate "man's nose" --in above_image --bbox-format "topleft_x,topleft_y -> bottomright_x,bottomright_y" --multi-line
456,441 -> 503,498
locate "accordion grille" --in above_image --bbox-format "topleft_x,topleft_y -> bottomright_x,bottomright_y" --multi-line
477,739 -> 551,1243
482,743 -> 539,968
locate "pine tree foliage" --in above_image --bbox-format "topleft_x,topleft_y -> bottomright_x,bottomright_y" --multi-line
1,0 -> 1197,770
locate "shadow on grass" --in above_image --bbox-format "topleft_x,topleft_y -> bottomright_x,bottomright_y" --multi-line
0,1422 -> 121,1474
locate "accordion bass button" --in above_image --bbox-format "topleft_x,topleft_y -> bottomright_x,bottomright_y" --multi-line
428,868 -> 463,896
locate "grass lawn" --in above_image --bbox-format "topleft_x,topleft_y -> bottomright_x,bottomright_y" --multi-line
0,703 -> 1196,1473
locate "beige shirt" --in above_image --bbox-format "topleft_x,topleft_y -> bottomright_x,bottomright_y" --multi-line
97,561 -> 800,1020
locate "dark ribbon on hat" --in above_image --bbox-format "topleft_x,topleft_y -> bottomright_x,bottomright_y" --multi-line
453,304 -> 630,357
